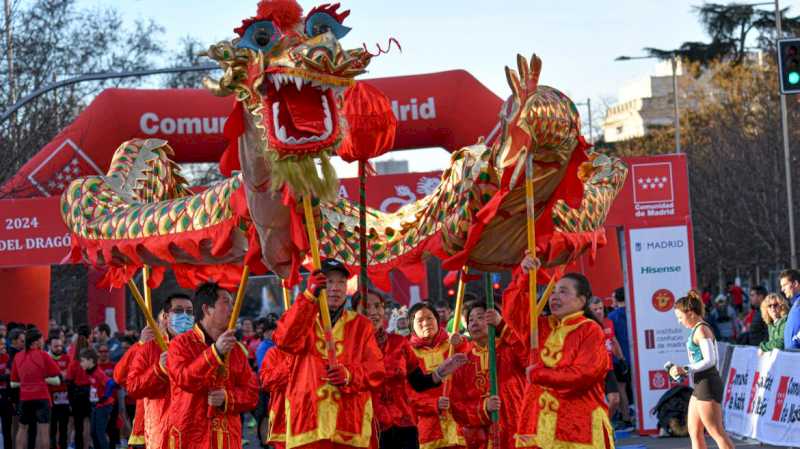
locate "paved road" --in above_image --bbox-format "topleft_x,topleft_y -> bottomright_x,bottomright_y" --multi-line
617,434 -> 790,448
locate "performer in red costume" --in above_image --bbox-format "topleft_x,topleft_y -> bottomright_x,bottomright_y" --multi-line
259,346 -> 292,449
127,293 -> 195,449
355,289 -> 464,449
164,282 -> 259,449
503,254 -> 614,449
273,259 -> 385,449
112,335 -> 146,449
407,303 -> 467,449
450,301 -> 526,449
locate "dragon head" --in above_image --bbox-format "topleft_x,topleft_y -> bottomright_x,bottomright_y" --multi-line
495,54 -> 581,187
204,0 -> 372,199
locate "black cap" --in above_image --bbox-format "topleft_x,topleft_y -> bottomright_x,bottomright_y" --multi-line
320,258 -> 350,277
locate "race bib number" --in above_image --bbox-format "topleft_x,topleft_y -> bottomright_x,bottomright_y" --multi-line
53,391 -> 69,405
90,386 -> 99,403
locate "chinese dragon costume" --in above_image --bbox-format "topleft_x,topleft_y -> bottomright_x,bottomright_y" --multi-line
59,0 -> 628,292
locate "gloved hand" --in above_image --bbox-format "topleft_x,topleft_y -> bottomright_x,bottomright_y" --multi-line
324,364 -> 349,387
306,270 -> 327,298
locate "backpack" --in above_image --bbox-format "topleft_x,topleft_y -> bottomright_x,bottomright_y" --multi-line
651,385 -> 693,436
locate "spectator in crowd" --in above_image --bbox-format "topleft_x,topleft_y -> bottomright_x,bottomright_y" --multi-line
0,338 -> 12,449
758,293 -> 790,354
92,324 -> 123,362
95,344 -> 119,449
589,297 -> 625,424
607,287 -> 633,428
67,325 -> 93,449
779,269 -> 800,350
709,295 -> 739,342
0,323 -> 7,342
254,317 -> 277,371
727,281 -> 744,314
10,328 -> 61,449
78,349 -> 115,449
48,337 -> 71,449
740,286 -> 769,346
7,329 -> 24,364
432,299 -> 454,334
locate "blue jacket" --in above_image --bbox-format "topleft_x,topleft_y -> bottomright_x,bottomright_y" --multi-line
608,307 -> 631,363
255,339 -> 275,371
784,293 -> 800,350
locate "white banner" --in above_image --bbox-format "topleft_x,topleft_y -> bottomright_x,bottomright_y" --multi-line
724,346 -> 800,446
627,225 -> 694,432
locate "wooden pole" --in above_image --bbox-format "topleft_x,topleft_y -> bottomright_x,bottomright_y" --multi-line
143,265 -> 152,312
358,161 -> 369,311
443,266 -> 468,398
282,286 -> 291,311
302,195 -> 338,366
127,280 -> 167,351
227,265 -> 250,330
525,152 -> 539,351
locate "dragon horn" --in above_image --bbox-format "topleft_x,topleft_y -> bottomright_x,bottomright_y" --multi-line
504,65 -> 522,100
202,77 -> 233,97
526,54 -> 543,93
517,54 -> 529,85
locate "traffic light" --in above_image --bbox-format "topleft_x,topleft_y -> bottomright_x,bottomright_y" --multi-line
778,38 -> 800,94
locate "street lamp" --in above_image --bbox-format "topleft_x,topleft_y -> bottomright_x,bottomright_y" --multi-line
615,54 -> 681,154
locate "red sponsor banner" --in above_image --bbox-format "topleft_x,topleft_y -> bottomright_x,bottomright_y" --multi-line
748,371 -> 761,414
605,154 -> 691,227
648,369 -> 670,390
0,196 -> 70,267
772,375 -> 790,422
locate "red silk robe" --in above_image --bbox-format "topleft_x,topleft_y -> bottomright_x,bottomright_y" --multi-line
113,344 -> 145,448
259,346 -> 292,449
164,325 -> 259,449
450,323 -> 526,449
373,332 -> 417,432
273,293 -> 385,449
126,339 -> 171,449
503,271 -> 613,449
408,330 -> 466,449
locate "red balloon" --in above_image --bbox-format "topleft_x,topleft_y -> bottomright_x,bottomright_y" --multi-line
339,82 -> 397,163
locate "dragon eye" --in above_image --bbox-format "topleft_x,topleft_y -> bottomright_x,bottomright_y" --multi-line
237,20 -> 281,52
305,12 -> 350,39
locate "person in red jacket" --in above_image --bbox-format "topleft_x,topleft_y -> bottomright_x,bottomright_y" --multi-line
503,255 -> 613,449
258,346 -> 291,449
112,338 -> 146,449
407,302 -> 467,449
79,348 -> 116,449
353,287 -> 469,449
273,259 -> 385,449
164,282 -> 259,449
10,328 -> 62,449
47,337 -> 71,449
127,293 -> 195,449
450,301 -> 526,449
0,339 -> 12,449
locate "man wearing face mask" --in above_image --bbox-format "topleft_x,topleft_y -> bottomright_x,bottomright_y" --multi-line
164,282 -> 259,449
125,293 -> 194,449
273,259 -> 385,449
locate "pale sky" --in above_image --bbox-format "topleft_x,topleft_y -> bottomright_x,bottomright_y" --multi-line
77,0 -> 800,176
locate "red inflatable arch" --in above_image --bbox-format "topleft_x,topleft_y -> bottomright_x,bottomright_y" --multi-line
1,70 -> 503,198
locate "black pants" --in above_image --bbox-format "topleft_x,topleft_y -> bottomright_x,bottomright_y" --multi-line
0,399 -> 12,449
72,404 -> 90,449
379,426 -> 419,449
49,404 -> 70,449
106,402 -> 120,449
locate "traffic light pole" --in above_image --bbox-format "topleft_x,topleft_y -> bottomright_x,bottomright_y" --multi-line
776,0 -> 798,268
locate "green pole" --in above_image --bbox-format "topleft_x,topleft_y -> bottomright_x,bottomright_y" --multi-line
485,272 -> 499,423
